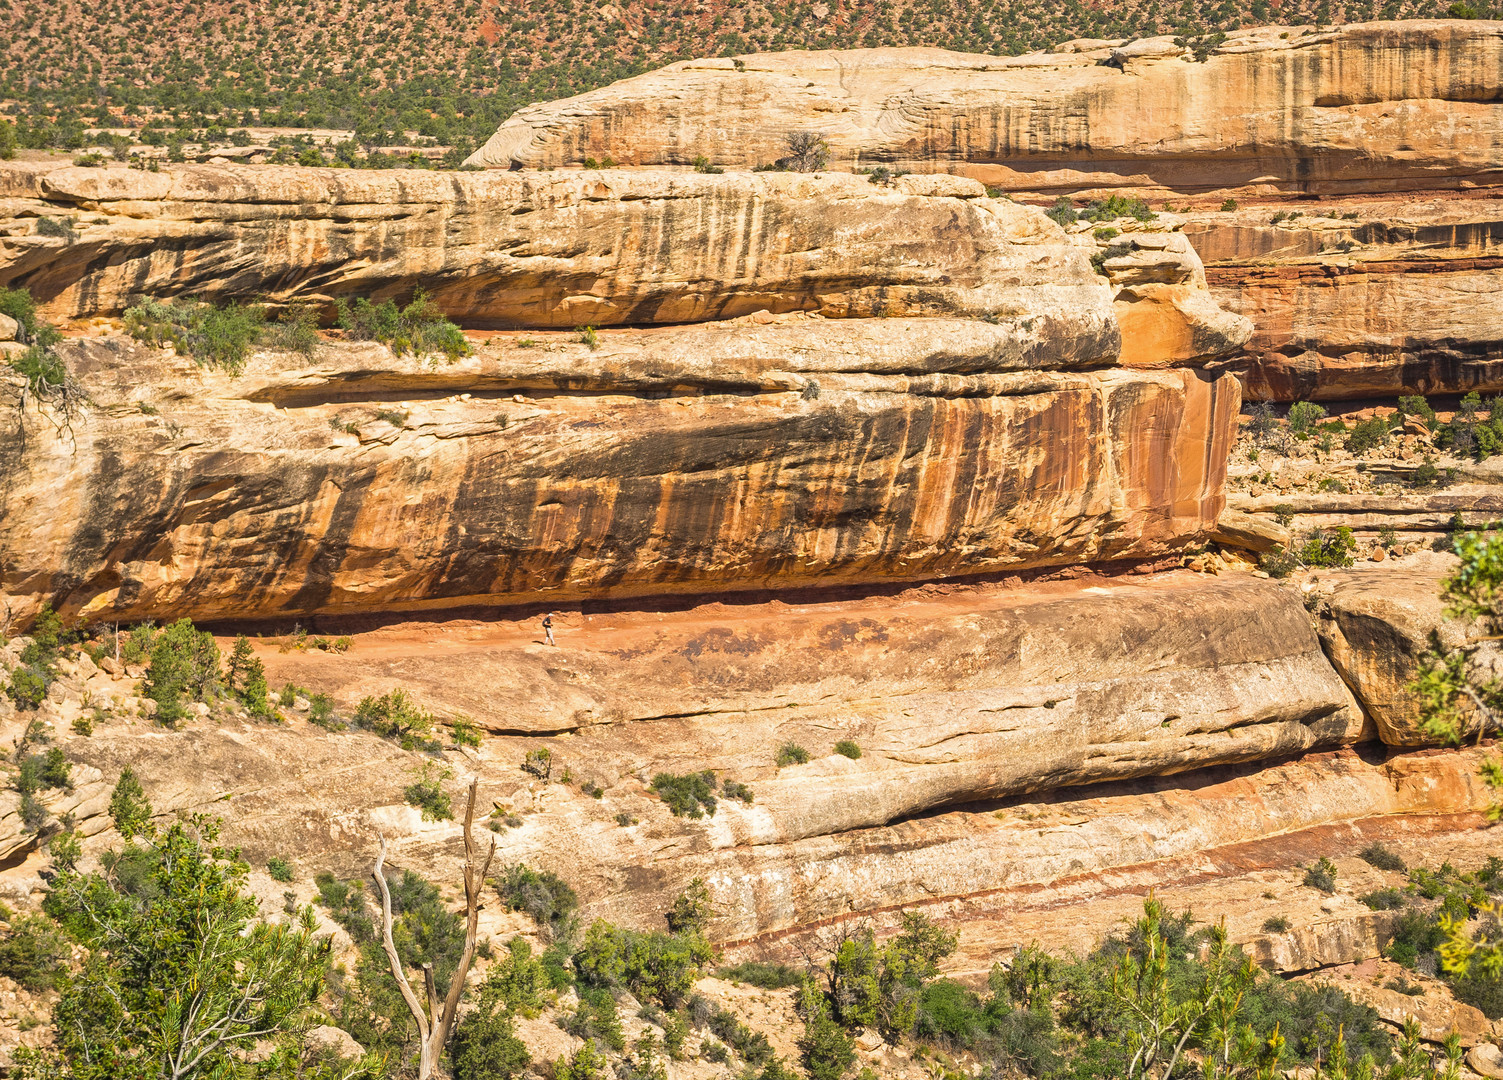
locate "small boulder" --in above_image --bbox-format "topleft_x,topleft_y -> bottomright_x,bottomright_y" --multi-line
304,1025 -> 365,1061
1469,1044 -> 1503,1079
99,656 -> 123,676
0,314 -> 18,342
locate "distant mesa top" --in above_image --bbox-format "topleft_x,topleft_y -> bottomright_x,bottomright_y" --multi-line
464,21 -> 1503,197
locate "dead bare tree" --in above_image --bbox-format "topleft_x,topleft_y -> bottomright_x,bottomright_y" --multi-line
372,777 -> 496,1080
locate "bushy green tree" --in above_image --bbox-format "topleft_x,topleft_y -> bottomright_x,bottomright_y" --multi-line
145,619 -> 220,725
35,817 -> 329,1080
109,767 -> 153,838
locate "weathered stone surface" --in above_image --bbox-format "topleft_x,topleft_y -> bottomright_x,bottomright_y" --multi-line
0,163 -> 1113,330
1243,911 -> 1397,973
1314,554 -> 1499,746
1306,966 -> 1493,1046
0,331 -> 1238,628
467,22 -> 1503,198
0,313 -> 17,342
1469,1043 -> 1503,1078
1186,199 -> 1503,401
7,575 -> 1490,942
258,572 -> 1366,845
303,1026 -> 365,1061
1209,508 -> 1290,553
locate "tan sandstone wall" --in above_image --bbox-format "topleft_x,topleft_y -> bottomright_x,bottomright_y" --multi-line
466,22 -> 1503,197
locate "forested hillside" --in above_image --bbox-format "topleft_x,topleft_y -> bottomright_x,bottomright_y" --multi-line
0,0 -> 1486,154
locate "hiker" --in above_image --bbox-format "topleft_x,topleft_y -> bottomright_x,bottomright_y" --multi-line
542,612 -> 556,646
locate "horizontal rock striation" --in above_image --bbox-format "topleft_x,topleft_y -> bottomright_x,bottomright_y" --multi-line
294,572 -> 1371,844
467,22 -> 1503,197
0,330 -> 1237,627
1186,199 -> 1503,400
0,164 -> 1111,329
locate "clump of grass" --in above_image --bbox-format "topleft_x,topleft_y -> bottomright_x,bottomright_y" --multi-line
1262,915 -> 1291,933
267,856 -> 295,882
775,742 -> 810,767
717,961 -> 803,988
834,740 -> 862,760
1303,857 -> 1338,893
1359,842 -> 1407,872
575,325 -> 599,350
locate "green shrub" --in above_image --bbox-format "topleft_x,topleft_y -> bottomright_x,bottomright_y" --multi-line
145,618 -> 221,726
109,767 -> 153,838
1398,395 -> 1436,428
1345,415 -> 1391,455
496,863 -> 579,941
1302,856 -> 1338,893
572,918 -> 713,1008
9,345 -> 67,396
403,761 -> 454,821
1288,400 -> 1327,435
575,324 -> 599,350
262,302 -> 321,357
1361,888 -> 1406,911
1045,196 -> 1077,226
1296,528 -> 1357,569
450,715 -> 482,747
775,742 -> 810,767
797,979 -> 855,1080
0,915 -> 69,992
1080,195 -> 1156,222
353,688 -> 437,750
1360,842 -> 1407,872
123,297 -> 267,374
553,1036 -> 609,1080
334,289 -> 468,362
522,747 -> 552,780
450,968 -> 532,1079
834,739 -> 862,760
307,692 -> 340,730
267,856 -> 295,882
665,878 -> 712,936
1384,908 -> 1443,967
651,771 -> 718,818
691,155 -> 723,174
1262,915 -> 1292,933
1220,197 -> 1238,212
721,780 -> 754,803
717,961 -> 804,989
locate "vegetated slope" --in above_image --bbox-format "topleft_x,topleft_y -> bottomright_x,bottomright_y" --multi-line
0,0 -> 1485,150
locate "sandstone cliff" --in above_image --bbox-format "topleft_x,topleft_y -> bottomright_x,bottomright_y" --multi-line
1185,197 -> 1503,400
466,22 -> 1503,198
0,330 -> 1236,628
0,164 -> 1111,329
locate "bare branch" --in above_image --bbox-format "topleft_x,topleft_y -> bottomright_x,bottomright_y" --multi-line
373,834 -> 431,1046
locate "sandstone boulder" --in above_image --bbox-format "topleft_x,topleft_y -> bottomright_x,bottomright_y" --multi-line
465,22 -> 1503,198
1469,1043 -> 1503,1079
303,1026 -> 364,1061
1314,554 -> 1497,746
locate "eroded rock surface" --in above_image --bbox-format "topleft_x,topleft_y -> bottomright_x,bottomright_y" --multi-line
0,164 -> 1111,329
1186,198 -> 1503,400
467,22 -> 1503,197
0,330 -> 1237,627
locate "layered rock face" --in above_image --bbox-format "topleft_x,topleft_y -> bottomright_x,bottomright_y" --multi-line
1186,199 -> 1503,401
467,22 -> 1503,198
0,158 -> 1253,628
0,165 -> 1110,329
0,331 -> 1236,627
